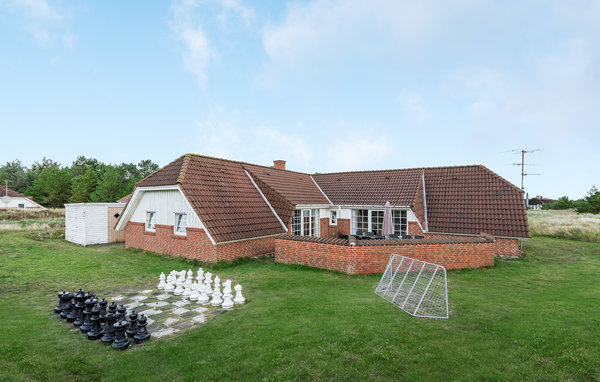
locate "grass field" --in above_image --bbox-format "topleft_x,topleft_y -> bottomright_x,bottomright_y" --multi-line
0,208 -> 65,232
0,231 -> 599,381
528,209 -> 600,242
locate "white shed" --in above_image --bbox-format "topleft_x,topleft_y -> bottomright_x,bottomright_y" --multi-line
65,203 -> 126,246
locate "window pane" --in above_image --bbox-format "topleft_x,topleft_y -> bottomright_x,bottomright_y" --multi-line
292,210 -> 301,235
356,209 -> 368,234
371,210 -> 384,234
392,210 -> 407,235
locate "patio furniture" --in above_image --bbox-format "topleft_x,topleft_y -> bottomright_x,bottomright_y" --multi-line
366,232 -> 375,237
389,234 -> 399,238
414,235 -> 425,239
356,230 -> 364,236
401,234 -> 412,239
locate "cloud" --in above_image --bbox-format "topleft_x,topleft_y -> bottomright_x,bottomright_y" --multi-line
218,0 -> 254,23
11,0 -> 60,19
324,128 -> 391,172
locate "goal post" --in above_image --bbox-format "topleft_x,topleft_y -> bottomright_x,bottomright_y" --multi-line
375,254 -> 448,319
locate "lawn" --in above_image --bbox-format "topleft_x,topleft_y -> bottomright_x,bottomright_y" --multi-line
0,231 -> 599,381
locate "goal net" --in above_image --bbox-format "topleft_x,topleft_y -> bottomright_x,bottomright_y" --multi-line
375,254 -> 448,319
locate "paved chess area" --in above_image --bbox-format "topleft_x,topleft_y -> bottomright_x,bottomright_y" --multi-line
108,289 -> 226,338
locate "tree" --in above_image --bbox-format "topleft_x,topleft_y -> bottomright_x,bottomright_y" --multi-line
137,159 -> 158,179
90,166 -> 132,202
27,157 -> 60,190
70,168 -> 98,203
576,186 -> 600,214
71,156 -> 102,178
542,196 -> 574,210
27,167 -> 72,208
0,160 -> 29,193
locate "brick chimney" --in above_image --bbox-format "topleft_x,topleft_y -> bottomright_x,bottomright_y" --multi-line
273,160 -> 286,170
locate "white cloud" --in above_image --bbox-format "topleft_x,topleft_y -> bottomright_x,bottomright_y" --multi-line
325,128 -> 391,172
11,0 -> 60,19
396,90 -> 432,124
218,0 -> 254,23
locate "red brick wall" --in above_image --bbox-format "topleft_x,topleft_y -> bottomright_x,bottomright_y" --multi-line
408,221 -> 425,236
125,222 -> 275,262
275,237 -> 496,274
319,218 -> 351,238
422,232 -> 521,257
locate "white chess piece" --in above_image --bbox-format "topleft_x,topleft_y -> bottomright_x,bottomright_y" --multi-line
205,279 -> 213,296
189,283 -> 200,301
187,269 -> 193,279
211,284 -> 223,306
173,278 -> 184,296
185,274 -> 193,288
198,288 -> 210,305
165,275 -> 175,292
204,272 -> 213,285
222,280 -> 233,299
182,282 -> 192,298
196,268 -> 204,283
233,284 -> 245,304
157,272 -> 166,290
222,294 -> 234,310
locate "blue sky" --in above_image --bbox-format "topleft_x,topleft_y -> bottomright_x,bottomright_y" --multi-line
1,0 -> 598,199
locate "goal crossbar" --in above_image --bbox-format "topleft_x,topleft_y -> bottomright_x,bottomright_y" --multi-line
375,254 -> 448,319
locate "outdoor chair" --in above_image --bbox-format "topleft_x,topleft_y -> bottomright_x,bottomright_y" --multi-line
389,234 -> 399,238
356,230 -> 364,236
366,232 -> 375,237
401,234 -> 412,239
414,235 -> 425,239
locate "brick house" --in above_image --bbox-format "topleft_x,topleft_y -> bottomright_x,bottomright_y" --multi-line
115,154 -> 529,273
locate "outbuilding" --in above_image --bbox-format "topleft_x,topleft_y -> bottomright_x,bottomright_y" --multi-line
65,203 -> 126,246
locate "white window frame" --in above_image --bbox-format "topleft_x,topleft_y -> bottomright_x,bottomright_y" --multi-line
351,208 -> 408,235
330,210 -> 338,225
292,209 -> 320,237
146,211 -> 156,232
18,203 -> 25,209
174,213 -> 187,235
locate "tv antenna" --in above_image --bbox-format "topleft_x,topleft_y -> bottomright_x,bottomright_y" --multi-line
2,180 -> 11,205
502,148 -> 542,190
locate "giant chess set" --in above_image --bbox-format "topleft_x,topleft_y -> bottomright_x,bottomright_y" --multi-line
53,268 -> 246,348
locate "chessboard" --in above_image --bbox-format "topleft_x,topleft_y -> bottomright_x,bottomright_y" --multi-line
107,288 -> 226,339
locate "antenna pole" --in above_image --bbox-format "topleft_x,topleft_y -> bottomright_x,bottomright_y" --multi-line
521,150 -> 525,190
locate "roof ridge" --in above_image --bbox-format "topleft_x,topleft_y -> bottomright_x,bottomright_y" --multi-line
476,164 -> 524,194
314,164 -> 482,176
134,155 -> 186,187
177,154 -> 192,184
184,153 -> 311,176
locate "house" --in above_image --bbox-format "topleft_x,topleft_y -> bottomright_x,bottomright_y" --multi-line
65,202 -> 126,246
115,154 -> 529,273
0,186 -> 46,209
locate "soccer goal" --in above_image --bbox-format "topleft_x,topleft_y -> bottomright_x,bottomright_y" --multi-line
375,254 -> 448,319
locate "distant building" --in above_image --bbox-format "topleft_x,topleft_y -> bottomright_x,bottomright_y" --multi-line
0,186 -> 46,209
528,196 -> 555,210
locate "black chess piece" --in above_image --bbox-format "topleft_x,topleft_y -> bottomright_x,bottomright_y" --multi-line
133,314 -> 151,344
59,292 -> 73,320
125,311 -> 138,338
111,320 -> 130,349
54,291 -> 65,313
100,311 -> 117,344
79,298 -> 95,333
87,305 -> 104,340
98,298 -> 108,323
117,304 -> 127,323
72,292 -> 87,327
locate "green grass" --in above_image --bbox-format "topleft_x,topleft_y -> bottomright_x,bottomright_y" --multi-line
528,209 -> 600,242
0,232 -> 599,381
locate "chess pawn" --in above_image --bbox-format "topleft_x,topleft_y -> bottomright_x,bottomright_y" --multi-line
214,276 -> 220,288
233,284 -> 245,304
187,269 -> 193,279
98,298 -> 108,323
54,290 -> 65,313
204,280 -> 213,296
66,292 -> 79,323
133,314 -> 151,344
72,293 -> 87,327
196,268 -> 204,283
126,311 -> 138,338
173,279 -> 184,296
117,304 -> 127,323
197,286 -> 210,305
111,320 -> 130,350
80,298 -> 95,333
222,294 -> 234,310
157,272 -> 166,290
189,284 -> 200,301
164,275 -> 175,292
100,311 -> 117,344
204,272 -> 213,285
210,285 -> 223,306
182,283 -> 192,299
87,305 -> 104,340
60,292 -> 73,319
185,275 -> 193,289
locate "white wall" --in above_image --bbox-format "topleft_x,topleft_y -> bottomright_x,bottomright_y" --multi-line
65,203 -> 124,246
130,189 -> 203,230
0,197 -> 43,209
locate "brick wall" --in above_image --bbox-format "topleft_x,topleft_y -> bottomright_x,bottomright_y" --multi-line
275,235 -> 496,274
421,232 -> 521,257
125,222 -> 275,262
319,218 -> 351,238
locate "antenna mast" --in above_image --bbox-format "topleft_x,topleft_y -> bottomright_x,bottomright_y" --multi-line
505,148 -> 542,190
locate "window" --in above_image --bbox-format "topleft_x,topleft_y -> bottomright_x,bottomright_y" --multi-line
330,210 -> 338,225
18,203 -> 24,209
292,209 -> 319,237
393,210 -> 408,235
174,213 -> 187,235
351,209 -> 408,235
146,211 -> 156,231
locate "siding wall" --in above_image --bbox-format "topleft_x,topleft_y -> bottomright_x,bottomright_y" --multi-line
0,197 -> 42,209
65,205 -> 86,245
65,203 -> 125,246
130,190 -> 203,231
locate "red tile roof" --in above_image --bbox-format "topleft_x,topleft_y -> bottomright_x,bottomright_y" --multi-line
130,154 -> 529,241
118,193 -> 132,203
0,186 -> 26,198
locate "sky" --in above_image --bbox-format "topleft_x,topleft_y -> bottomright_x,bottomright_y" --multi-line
0,0 -> 598,199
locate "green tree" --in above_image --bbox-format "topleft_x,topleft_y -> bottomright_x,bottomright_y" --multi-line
542,196 -> 574,210
70,156 -> 103,178
0,160 -> 29,193
70,168 -> 99,203
137,159 -> 159,179
27,167 -> 72,207
576,186 -> 600,214
90,166 -> 132,202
